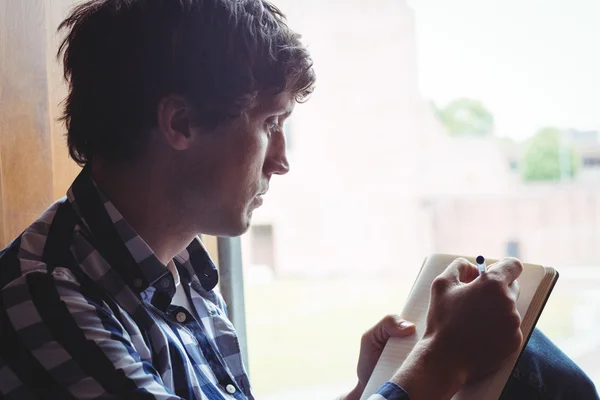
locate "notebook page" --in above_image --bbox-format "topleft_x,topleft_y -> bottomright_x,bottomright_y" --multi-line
361,254 -> 546,400
361,254 -> 452,398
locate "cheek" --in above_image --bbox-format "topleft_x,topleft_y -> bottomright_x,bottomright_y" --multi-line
242,134 -> 269,174
226,135 -> 268,195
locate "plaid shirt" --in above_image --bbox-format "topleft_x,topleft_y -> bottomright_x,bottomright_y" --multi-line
0,166 -> 408,400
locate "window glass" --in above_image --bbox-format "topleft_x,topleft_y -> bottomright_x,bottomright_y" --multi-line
242,0 -> 600,397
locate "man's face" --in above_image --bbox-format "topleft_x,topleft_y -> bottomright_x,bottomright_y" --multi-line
177,91 -> 294,237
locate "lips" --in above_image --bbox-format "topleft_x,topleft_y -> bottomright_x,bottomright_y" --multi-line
254,188 -> 268,206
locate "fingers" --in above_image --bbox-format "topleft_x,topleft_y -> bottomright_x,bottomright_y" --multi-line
364,315 -> 416,347
507,279 -> 520,303
437,258 -> 480,287
487,257 -> 523,284
381,315 -> 415,339
391,317 -> 417,338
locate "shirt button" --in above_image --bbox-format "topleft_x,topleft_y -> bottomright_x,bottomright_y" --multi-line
160,278 -> 170,288
133,278 -> 143,288
225,384 -> 236,394
176,312 -> 187,323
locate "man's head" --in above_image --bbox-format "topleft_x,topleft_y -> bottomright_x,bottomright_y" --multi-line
58,0 -> 315,236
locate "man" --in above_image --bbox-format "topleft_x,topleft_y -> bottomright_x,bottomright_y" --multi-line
0,0 -> 597,399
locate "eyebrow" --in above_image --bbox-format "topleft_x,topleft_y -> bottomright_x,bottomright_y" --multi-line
253,103 -> 292,118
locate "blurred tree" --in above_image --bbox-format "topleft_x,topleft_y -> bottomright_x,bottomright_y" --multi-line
435,98 -> 495,137
521,127 -> 580,182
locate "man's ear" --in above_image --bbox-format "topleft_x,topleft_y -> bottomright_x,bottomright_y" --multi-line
157,94 -> 198,151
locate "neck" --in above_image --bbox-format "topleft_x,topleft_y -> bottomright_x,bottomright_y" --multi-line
91,158 -> 196,265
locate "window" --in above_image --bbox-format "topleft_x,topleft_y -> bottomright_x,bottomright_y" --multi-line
506,240 -> 520,258
583,157 -> 600,167
249,224 -> 275,272
241,0 -> 600,397
284,118 -> 293,151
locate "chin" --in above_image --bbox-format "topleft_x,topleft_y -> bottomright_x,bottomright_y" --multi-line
237,215 -> 253,235
198,207 -> 253,237
221,214 -> 253,237
223,224 -> 250,237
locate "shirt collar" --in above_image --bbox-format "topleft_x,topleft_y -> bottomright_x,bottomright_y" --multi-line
66,165 -> 219,299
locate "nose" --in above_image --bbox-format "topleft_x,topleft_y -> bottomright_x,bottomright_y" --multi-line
267,150 -> 290,176
264,130 -> 290,176
273,153 -> 290,175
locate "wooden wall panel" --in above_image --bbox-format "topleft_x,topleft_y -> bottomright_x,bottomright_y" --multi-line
0,1 -> 225,286
45,0 -> 81,200
0,0 -> 55,245
202,235 -> 220,269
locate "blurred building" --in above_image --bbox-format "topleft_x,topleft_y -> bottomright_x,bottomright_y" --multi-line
241,0 -> 600,280
243,0 -> 439,279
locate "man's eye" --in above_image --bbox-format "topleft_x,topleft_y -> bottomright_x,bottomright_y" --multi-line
266,119 -> 279,132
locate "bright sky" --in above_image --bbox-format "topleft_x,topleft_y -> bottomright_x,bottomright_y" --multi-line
408,0 -> 600,139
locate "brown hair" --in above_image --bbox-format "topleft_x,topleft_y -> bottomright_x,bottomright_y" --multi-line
58,0 -> 315,165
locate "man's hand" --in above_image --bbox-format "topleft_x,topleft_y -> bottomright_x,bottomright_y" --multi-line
391,257 -> 524,400
426,257 -> 523,382
341,315 -> 416,400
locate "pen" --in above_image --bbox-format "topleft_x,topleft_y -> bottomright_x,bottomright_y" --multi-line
476,255 -> 486,275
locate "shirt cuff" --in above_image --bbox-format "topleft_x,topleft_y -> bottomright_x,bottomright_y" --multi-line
366,381 -> 410,400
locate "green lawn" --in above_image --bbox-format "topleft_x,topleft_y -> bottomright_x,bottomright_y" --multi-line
245,278 -> 411,395
244,278 -> 576,396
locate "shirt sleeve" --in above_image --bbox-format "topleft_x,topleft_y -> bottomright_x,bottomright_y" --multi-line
366,382 -> 410,400
0,269 -> 183,399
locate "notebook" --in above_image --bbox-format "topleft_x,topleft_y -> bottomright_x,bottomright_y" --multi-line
360,253 -> 559,400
